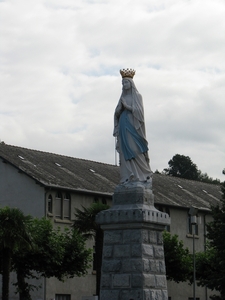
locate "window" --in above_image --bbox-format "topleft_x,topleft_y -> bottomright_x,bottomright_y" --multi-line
55,294 -> 71,300
63,193 -> 71,219
93,197 -> 99,203
55,192 -> 71,220
102,197 -> 107,204
55,192 -> 62,218
188,215 -> 198,235
47,194 -> 53,213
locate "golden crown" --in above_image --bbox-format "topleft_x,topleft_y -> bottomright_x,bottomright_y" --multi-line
120,68 -> 136,79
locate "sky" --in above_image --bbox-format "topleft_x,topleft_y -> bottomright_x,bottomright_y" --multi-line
0,0 -> 225,180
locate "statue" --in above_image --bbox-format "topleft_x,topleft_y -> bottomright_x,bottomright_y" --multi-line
113,69 -> 153,184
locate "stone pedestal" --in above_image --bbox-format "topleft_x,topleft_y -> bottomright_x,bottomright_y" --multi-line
96,182 -> 170,300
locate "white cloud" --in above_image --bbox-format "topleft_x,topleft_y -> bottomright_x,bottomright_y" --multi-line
0,0 -> 224,180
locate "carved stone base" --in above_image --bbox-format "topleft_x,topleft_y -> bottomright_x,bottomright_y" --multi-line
96,182 -> 170,300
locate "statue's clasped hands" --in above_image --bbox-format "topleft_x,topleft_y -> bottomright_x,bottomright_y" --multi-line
121,97 -> 132,111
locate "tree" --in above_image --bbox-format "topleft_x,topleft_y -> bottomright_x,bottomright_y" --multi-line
12,217 -> 92,300
198,171 -> 221,185
163,231 -> 192,283
73,202 -> 109,297
164,154 -> 199,180
164,154 -> 221,184
0,207 -> 32,300
195,169 -> 225,299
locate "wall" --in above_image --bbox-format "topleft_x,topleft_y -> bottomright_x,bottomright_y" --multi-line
44,190 -> 112,300
167,206 -> 214,300
0,160 -> 45,218
0,160 -> 45,299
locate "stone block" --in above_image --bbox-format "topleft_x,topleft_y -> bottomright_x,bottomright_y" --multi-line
142,230 -> 149,243
158,260 -> 166,273
162,289 -> 168,300
155,275 -> 167,288
157,232 -> 163,245
149,290 -> 163,300
155,290 -> 163,300
103,245 -> 113,258
143,289 -> 151,300
149,231 -> 157,244
118,289 -> 142,300
100,290 -> 119,300
149,259 -> 156,272
143,274 -> 155,288
131,274 -> 143,287
122,258 -> 143,273
142,244 -> 154,257
101,274 -> 111,288
123,229 -> 142,243
114,245 -> 130,258
131,244 -> 142,257
104,230 -> 122,244
154,245 -> 164,258
102,260 -> 121,272
113,274 -> 130,287
143,258 -> 150,272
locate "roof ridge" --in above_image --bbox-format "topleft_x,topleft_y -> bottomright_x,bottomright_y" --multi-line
0,142 -> 117,167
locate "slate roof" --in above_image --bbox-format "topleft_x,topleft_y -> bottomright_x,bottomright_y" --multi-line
0,143 -> 222,211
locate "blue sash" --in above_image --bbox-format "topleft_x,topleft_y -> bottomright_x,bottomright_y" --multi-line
119,110 -> 148,161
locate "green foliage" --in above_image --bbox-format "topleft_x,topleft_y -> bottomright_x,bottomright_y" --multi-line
195,245 -> 219,292
163,231 -> 192,283
198,171 -> 221,185
164,154 -> 220,184
0,206 -> 32,252
164,154 -> 199,180
0,210 -> 92,300
0,207 -> 33,300
195,170 -> 225,299
13,217 -> 92,279
73,202 -> 109,296
73,202 -> 109,239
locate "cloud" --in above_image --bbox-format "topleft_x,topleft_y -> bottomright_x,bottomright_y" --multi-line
0,0 -> 224,180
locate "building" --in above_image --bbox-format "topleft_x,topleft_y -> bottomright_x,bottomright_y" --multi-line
0,143 -> 222,300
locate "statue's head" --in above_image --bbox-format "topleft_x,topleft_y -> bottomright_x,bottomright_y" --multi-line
122,78 -> 132,91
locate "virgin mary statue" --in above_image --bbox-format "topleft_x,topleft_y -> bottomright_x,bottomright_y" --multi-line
113,69 -> 153,184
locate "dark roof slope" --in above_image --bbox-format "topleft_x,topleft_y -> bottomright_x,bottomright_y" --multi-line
0,143 -> 119,194
0,143 -> 222,210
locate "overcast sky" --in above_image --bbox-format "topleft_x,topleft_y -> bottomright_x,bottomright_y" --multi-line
1,0 -> 225,180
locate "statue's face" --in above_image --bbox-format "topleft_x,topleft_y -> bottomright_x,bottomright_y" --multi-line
122,79 -> 131,90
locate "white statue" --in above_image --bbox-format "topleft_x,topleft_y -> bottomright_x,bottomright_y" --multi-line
113,69 -> 153,184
